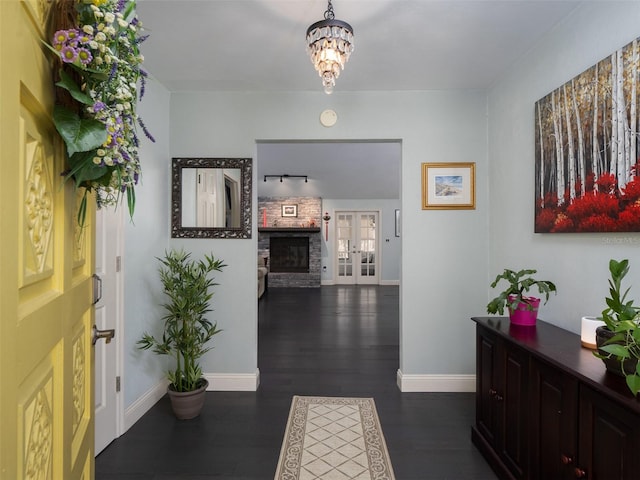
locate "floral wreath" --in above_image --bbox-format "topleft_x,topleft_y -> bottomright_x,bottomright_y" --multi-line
46,0 -> 153,226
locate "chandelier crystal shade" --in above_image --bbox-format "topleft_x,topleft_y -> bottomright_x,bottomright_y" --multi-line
306,0 -> 354,94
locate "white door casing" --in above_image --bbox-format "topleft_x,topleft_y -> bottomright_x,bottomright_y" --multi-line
94,206 -> 124,454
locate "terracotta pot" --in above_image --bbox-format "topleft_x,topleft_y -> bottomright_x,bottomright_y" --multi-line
595,327 -> 638,377
167,379 -> 209,420
508,295 -> 540,326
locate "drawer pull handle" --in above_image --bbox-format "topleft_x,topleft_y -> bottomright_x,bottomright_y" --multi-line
488,388 -> 503,401
561,454 -> 573,465
574,467 -> 587,478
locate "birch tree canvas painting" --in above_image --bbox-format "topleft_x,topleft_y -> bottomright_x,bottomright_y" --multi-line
535,37 -> 640,233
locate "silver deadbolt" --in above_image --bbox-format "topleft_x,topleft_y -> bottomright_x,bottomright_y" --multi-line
92,325 -> 115,345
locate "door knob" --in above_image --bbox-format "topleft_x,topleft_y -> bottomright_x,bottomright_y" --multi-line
92,325 -> 115,345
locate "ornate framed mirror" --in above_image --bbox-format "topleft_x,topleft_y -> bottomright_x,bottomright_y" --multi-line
171,157 -> 252,238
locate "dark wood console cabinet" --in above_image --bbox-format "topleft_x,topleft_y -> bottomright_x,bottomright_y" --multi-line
472,317 -> 640,480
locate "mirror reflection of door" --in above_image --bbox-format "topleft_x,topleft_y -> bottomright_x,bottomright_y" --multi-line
224,175 -> 240,228
196,168 -> 222,227
336,211 -> 379,285
182,168 -> 241,228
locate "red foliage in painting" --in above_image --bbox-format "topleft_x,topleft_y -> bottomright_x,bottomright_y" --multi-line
596,173 -> 616,194
621,177 -> 640,203
618,203 -> 640,231
536,166 -> 640,233
565,192 -> 619,222
551,214 -> 575,233
535,208 -> 558,232
577,214 -> 619,232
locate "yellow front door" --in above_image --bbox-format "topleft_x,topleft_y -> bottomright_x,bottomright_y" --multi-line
0,1 -> 96,478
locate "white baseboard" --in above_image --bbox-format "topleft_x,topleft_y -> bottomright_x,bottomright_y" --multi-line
396,370 -> 476,392
321,279 -> 335,286
204,369 -> 260,391
122,370 -> 260,434
124,378 -> 168,432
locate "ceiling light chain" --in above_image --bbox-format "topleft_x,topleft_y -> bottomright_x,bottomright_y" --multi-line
324,0 -> 335,20
306,0 -> 354,95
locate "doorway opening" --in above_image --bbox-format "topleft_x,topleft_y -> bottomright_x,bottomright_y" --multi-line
256,139 -> 402,385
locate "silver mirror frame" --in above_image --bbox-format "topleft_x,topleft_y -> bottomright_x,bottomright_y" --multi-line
171,157 -> 252,238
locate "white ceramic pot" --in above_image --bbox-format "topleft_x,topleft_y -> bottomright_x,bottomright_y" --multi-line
581,316 -> 604,349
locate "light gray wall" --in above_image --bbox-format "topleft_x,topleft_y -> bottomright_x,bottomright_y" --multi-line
321,199 -> 401,283
169,89 -> 489,378
124,77 -> 171,407
122,0 -> 640,413
487,2 -> 640,334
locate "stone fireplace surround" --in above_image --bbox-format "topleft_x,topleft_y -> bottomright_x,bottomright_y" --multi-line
258,196 -> 322,288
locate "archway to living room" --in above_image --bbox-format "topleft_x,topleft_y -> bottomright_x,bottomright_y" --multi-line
255,140 -> 402,391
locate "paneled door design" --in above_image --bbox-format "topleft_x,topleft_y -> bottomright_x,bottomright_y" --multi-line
1,1 -> 96,478
336,211 -> 379,284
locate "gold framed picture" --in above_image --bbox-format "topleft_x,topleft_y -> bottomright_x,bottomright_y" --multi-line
422,162 -> 475,210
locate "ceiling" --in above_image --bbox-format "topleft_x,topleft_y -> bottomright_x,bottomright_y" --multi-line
257,141 -> 402,199
137,0 -> 581,198
137,0 -> 579,93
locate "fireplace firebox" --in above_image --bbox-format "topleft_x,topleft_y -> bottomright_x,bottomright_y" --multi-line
269,237 -> 309,273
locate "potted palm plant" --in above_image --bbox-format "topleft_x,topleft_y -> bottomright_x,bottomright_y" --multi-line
595,259 -> 640,396
487,268 -> 557,326
138,249 -> 226,419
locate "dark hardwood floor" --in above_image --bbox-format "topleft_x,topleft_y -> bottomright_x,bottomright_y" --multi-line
95,285 -> 496,479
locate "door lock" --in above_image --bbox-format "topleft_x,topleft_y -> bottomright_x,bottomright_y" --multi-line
92,325 -> 115,345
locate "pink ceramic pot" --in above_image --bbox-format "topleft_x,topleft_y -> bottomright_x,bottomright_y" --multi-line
508,295 -> 540,326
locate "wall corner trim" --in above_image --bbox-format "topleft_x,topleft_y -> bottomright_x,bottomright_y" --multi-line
122,370 -> 260,435
124,378 -> 169,432
396,370 -> 476,392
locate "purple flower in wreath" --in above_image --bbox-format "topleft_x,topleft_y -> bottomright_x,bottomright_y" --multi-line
61,46 -> 78,63
53,29 -> 69,47
92,101 -> 106,113
77,47 -> 92,65
108,61 -> 118,81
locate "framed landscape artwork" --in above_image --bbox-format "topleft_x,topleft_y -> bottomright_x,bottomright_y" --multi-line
535,36 -> 640,233
422,162 -> 475,210
281,204 -> 297,217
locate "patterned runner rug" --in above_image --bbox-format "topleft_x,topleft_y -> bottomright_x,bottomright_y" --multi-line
274,396 -> 396,480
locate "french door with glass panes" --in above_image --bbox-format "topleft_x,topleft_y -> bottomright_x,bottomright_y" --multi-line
336,211 -> 379,284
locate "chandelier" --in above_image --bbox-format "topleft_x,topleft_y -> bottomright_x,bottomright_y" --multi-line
306,0 -> 354,94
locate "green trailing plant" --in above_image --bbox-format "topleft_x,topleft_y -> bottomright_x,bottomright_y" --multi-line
594,259 -> 640,396
137,249 -> 226,392
487,268 -> 557,315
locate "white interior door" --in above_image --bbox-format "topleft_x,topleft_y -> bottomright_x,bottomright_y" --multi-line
94,207 -> 123,454
336,211 -> 379,285
196,168 -> 223,227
